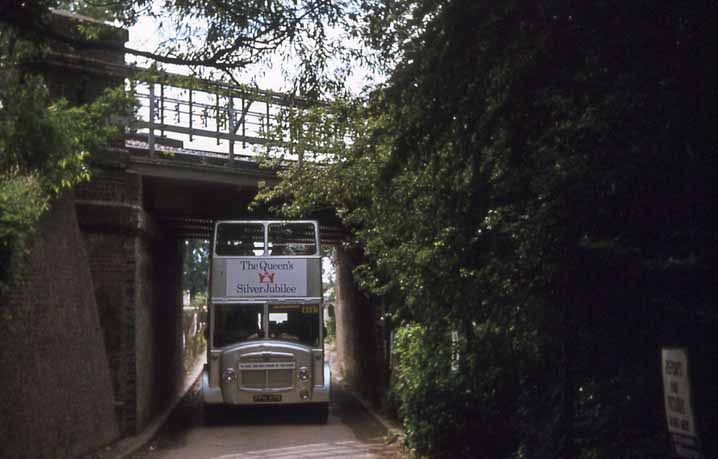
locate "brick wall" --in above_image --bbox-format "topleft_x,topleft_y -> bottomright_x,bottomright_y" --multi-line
77,166 -> 184,434
82,230 -> 138,433
5,7 -> 186,442
0,194 -> 120,457
135,234 -> 183,429
76,166 -> 142,205
149,236 -> 184,424
42,10 -> 127,105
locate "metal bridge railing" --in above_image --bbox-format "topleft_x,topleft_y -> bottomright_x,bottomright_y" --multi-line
128,71 -> 314,161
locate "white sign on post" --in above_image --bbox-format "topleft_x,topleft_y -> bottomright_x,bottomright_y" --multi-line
226,258 -> 307,297
662,348 -> 702,459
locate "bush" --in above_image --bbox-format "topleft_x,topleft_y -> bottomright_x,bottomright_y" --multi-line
182,293 -> 207,371
392,324 -> 523,459
0,175 -> 47,296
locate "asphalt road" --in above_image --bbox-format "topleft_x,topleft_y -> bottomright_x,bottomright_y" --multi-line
130,382 -> 402,459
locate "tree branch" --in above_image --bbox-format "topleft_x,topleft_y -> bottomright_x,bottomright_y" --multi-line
0,6 -> 253,71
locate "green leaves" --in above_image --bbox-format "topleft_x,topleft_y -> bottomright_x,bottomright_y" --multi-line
0,175 -> 47,296
0,27 -> 135,295
0,75 -> 132,194
249,1 -> 718,457
183,239 -> 209,299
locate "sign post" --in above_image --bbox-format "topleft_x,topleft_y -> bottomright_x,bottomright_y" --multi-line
662,348 -> 703,459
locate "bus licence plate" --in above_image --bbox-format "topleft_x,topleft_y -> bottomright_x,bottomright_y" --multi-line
253,394 -> 282,402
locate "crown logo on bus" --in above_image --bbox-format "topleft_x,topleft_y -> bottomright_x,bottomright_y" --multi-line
258,272 -> 275,284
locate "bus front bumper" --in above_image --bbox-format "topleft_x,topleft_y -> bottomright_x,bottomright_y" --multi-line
202,362 -> 331,405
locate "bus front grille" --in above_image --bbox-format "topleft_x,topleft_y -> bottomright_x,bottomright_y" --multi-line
241,370 -> 265,388
238,352 -> 296,390
240,369 -> 294,389
268,370 -> 293,388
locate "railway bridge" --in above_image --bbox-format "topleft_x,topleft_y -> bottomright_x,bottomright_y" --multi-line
1,11 -> 386,457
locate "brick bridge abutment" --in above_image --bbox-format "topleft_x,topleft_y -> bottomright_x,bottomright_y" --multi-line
75,154 -> 184,435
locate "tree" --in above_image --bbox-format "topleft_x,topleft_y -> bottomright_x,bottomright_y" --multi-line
1,1 -> 363,96
256,1 -> 718,457
0,13 -> 133,295
182,239 -> 209,300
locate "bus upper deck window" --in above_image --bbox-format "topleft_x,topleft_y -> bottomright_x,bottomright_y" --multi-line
268,223 -> 317,256
215,223 -> 264,256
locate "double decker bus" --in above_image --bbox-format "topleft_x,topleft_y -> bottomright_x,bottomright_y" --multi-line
202,220 -> 330,422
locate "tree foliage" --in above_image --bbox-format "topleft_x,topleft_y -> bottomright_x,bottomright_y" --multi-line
182,239 -> 209,299
257,1 -> 718,457
0,15 -> 134,295
2,1 -> 370,97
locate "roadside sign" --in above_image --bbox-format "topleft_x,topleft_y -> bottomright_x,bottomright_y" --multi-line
662,348 -> 703,458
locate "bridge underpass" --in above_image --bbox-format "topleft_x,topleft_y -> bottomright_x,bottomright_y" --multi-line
73,147 -> 275,436
73,136 -> 356,437
0,10 -> 389,457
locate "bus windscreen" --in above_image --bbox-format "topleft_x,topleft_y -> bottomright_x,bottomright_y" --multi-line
213,304 -> 264,347
268,304 -> 320,347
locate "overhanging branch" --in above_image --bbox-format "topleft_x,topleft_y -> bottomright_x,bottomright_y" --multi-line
0,6 -> 253,71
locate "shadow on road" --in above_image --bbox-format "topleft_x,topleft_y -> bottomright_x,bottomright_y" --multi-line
142,379 -> 396,455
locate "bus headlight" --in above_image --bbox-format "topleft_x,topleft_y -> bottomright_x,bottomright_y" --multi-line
298,366 -> 310,382
222,368 -> 237,383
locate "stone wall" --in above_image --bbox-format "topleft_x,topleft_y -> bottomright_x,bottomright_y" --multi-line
0,194 -> 120,457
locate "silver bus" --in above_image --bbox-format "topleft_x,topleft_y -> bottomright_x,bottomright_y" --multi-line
202,220 -> 330,422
